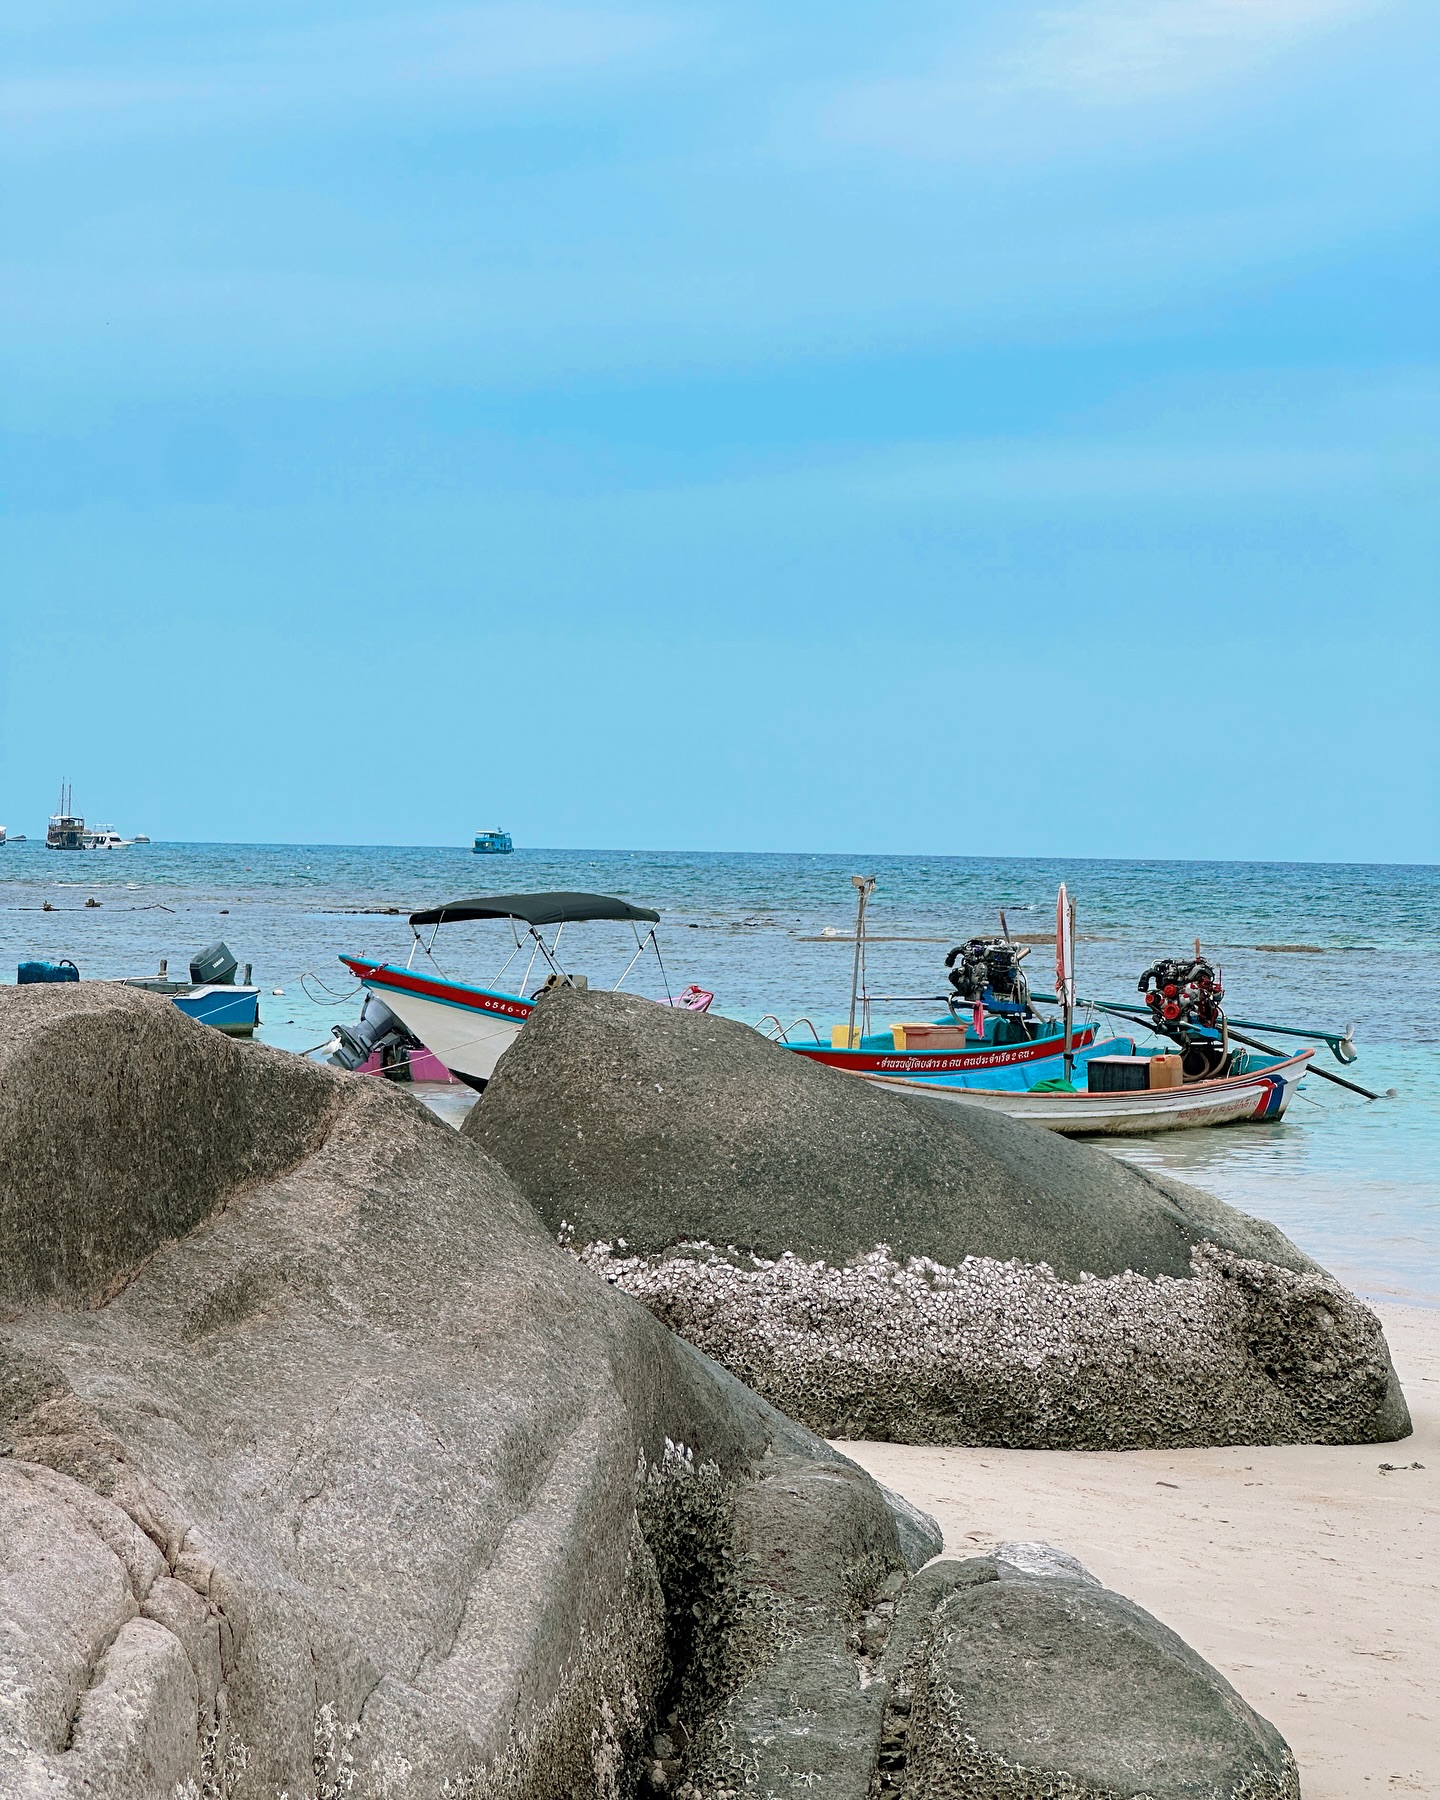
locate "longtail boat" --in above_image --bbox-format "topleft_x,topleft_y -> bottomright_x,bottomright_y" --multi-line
861,1046 -> 1315,1135
766,876 -> 1109,1083
779,877 -> 1373,1134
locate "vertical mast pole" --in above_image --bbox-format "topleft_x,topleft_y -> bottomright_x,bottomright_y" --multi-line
1066,891 -> 1077,1084
1056,882 -> 1076,1085
847,874 -> 875,1049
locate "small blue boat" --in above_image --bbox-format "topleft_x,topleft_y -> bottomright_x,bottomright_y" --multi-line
121,940 -> 261,1036
119,976 -> 261,1035
473,829 -> 514,854
170,984 -> 261,1035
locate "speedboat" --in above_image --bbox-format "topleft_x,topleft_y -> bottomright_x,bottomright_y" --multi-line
341,890 -> 710,1089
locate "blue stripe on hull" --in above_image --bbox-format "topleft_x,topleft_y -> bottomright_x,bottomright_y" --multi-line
877,1036 -> 1135,1092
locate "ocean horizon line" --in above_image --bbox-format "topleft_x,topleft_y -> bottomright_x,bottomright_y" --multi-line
3,839 -> 1437,872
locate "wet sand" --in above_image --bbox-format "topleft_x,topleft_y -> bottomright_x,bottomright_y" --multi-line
838,1301 -> 1439,1798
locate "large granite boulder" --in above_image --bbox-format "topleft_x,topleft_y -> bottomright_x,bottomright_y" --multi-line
877,1549 -> 1299,1799
0,984 -> 940,1800
465,987 -> 1410,1448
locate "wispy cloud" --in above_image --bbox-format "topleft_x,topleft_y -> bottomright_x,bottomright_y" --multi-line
1021,0 -> 1381,101
0,3 -> 684,131
817,0 -> 1388,160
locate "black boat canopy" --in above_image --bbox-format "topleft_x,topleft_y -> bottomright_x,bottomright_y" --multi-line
408,891 -> 661,928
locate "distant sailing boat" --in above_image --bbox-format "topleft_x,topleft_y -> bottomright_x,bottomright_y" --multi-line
45,781 -> 140,849
46,782 -> 87,850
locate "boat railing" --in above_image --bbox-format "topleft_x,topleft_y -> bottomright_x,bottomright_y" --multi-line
757,1014 -> 823,1044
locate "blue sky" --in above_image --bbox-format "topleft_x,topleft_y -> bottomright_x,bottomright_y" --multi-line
2,0 -> 1436,858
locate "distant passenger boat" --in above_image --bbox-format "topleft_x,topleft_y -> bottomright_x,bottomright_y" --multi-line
473,829 -> 513,854
44,782 -> 140,849
46,781 -> 87,849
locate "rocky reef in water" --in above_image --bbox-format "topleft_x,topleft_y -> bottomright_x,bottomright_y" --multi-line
1,983 -> 1302,1798
467,986 -> 1411,1449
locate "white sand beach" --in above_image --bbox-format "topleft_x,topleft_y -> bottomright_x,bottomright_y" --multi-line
840,1301 -> 1440,1798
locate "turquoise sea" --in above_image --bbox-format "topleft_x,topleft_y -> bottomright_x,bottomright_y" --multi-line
2,843 -> 1435,1305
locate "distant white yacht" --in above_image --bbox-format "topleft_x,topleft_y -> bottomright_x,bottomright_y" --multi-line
45,782 -> 142,850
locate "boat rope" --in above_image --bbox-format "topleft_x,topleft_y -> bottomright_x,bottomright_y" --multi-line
299,972 -> 363,1006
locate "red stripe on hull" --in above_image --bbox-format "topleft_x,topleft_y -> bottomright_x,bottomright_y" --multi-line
793,1024 -> 1098,1077
341,957 -> 534,1022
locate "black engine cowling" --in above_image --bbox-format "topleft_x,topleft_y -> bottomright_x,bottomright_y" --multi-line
945,938 -> 1033,1032
1137,955 -> 1228,1075
329,993 -> 422,1081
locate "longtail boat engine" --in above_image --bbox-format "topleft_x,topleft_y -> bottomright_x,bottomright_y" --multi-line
946,938 -> 1036,1042
1138,955 -> 1229,1079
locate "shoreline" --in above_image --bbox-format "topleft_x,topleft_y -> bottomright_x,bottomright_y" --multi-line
838,1299 -> 1439,1798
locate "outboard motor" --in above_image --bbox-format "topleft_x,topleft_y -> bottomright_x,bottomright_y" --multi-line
190,941 -> 238,986
329,993 -> 422,1080
1138,955 -> 1229,1079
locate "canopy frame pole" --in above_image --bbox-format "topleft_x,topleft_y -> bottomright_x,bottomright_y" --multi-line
410,921 -> 450,977
491,920 -> 524,986
532,926 -> 564,981
649,927 -> 675,1004
613,922 -> 649,993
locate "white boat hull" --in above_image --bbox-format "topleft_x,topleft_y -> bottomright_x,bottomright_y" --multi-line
373,989 -> 524,1084
341,959 -> 533,1085
858,1049 -> 1313,1135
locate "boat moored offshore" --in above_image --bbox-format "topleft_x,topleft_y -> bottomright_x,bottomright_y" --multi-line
45,782 -> 141,849
858,1047 -> 1315,1134
763,877 -> 1111,1085
473,829 -> 514,854
122,941 -> 261,1036
764,876 -> 1369,1134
